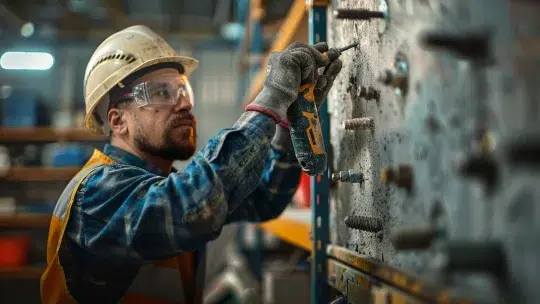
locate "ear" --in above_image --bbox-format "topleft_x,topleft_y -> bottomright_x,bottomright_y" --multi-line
108,108 -> 129,135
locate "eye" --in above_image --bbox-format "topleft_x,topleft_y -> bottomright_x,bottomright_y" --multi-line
155,89 -> 171,98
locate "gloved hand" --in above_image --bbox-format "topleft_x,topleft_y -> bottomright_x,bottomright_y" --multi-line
313,46 -> 343,108
272,43 -> 343,151
246,42 -> 330,124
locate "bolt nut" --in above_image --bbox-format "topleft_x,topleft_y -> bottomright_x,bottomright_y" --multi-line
331,170 -> 364,183
378,54 -> 409,96
378,69 -> 407,89
359,86 -> 379,101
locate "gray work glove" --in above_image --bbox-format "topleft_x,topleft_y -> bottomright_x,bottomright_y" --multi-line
271,44 -> 343,151
246,42 -> 330,124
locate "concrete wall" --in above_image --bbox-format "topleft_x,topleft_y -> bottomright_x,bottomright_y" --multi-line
327,0 -> 539,302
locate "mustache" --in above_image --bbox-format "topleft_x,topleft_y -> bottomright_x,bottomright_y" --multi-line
170,113 -> 196,128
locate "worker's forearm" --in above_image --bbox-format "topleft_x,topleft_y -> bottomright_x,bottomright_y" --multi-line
226,146 -> 301,223
67,112 -> 277,263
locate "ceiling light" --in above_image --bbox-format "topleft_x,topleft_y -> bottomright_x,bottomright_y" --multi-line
0,51 -> 54,70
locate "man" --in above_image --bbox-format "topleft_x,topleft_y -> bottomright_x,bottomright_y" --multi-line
41,25 -> 342,304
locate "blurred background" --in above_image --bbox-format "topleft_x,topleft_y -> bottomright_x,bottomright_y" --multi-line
0,0 -> 312,302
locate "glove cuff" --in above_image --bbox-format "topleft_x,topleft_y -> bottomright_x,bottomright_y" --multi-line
278,120 -> 290,129
245,104 -> 283,125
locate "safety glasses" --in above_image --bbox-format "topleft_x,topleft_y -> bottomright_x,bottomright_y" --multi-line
131,74 -> 194,108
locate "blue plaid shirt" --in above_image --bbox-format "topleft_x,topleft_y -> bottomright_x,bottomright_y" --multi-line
66,112 -> 301,263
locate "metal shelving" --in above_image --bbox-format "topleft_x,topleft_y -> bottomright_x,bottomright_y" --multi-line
250,1 -> 331,302
0,166 -> 81,181
0,213 -> 51,228
0,128 -> 105,143
0,266 -> 45,279
0,127 -> 104,283
259,207 -> 312,251
242,0 -> 308,106
308,2 -> 330,303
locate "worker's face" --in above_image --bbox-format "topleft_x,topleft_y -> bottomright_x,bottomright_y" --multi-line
124,68 -> 197,161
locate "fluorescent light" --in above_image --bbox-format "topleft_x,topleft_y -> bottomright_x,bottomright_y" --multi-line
0,51 -> 54,70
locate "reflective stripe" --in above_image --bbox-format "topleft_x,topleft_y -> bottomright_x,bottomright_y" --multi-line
126,263 -> 185,303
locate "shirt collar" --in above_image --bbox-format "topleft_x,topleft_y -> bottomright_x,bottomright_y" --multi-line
103,144 -> 172,176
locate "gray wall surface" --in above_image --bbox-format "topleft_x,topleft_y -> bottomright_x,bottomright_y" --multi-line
327,0 -> 538,303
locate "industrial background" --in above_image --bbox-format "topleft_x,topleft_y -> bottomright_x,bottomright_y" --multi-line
0,0 -> 538,303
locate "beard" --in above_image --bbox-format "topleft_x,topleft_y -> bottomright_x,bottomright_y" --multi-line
134,113 -> 197,161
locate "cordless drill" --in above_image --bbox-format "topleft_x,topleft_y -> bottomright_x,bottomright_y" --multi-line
288,42 -> 358,176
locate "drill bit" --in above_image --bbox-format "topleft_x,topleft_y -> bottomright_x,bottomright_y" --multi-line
325,42 -> 358,61
339,42 -> 358,53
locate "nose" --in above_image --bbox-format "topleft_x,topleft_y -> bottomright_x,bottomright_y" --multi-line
172,95 -> 192,113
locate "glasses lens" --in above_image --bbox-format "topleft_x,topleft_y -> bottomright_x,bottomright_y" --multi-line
132,75 -> 194,107
147,82 -> 179,105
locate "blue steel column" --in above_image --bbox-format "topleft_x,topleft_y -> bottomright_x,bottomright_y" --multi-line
309,2 -> 329,304
235,0 -> 250,106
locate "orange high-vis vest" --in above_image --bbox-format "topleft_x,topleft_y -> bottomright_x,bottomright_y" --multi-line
40,149 -> 203,304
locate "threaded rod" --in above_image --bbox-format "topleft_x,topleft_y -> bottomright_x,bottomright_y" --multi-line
343,117 -> 374,130
344,215 -> 382,232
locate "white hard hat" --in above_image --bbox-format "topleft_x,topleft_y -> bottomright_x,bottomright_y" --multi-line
83,25 -> 199,135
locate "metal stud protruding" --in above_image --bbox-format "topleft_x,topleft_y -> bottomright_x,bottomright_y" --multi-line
456,152 -> 498,192
343,117 -> 374,131
503,133 -> 540,167
390,225 -> 440,250
378,54 -> 409,96
344,215 -> 382,233
331,170 -> 364,183
444,241 -> 506,275
380,164 -> 414,192
334,9 -> 385,20
419,31 -> 491,61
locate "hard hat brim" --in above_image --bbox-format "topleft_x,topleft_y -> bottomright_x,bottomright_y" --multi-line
84,55 -> 199,135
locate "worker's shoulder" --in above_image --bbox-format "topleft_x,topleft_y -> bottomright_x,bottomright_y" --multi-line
81,162 -> 159,186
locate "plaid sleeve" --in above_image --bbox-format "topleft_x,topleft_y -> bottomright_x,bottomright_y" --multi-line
225,146 -> 301,223
66,112 -> 278,263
